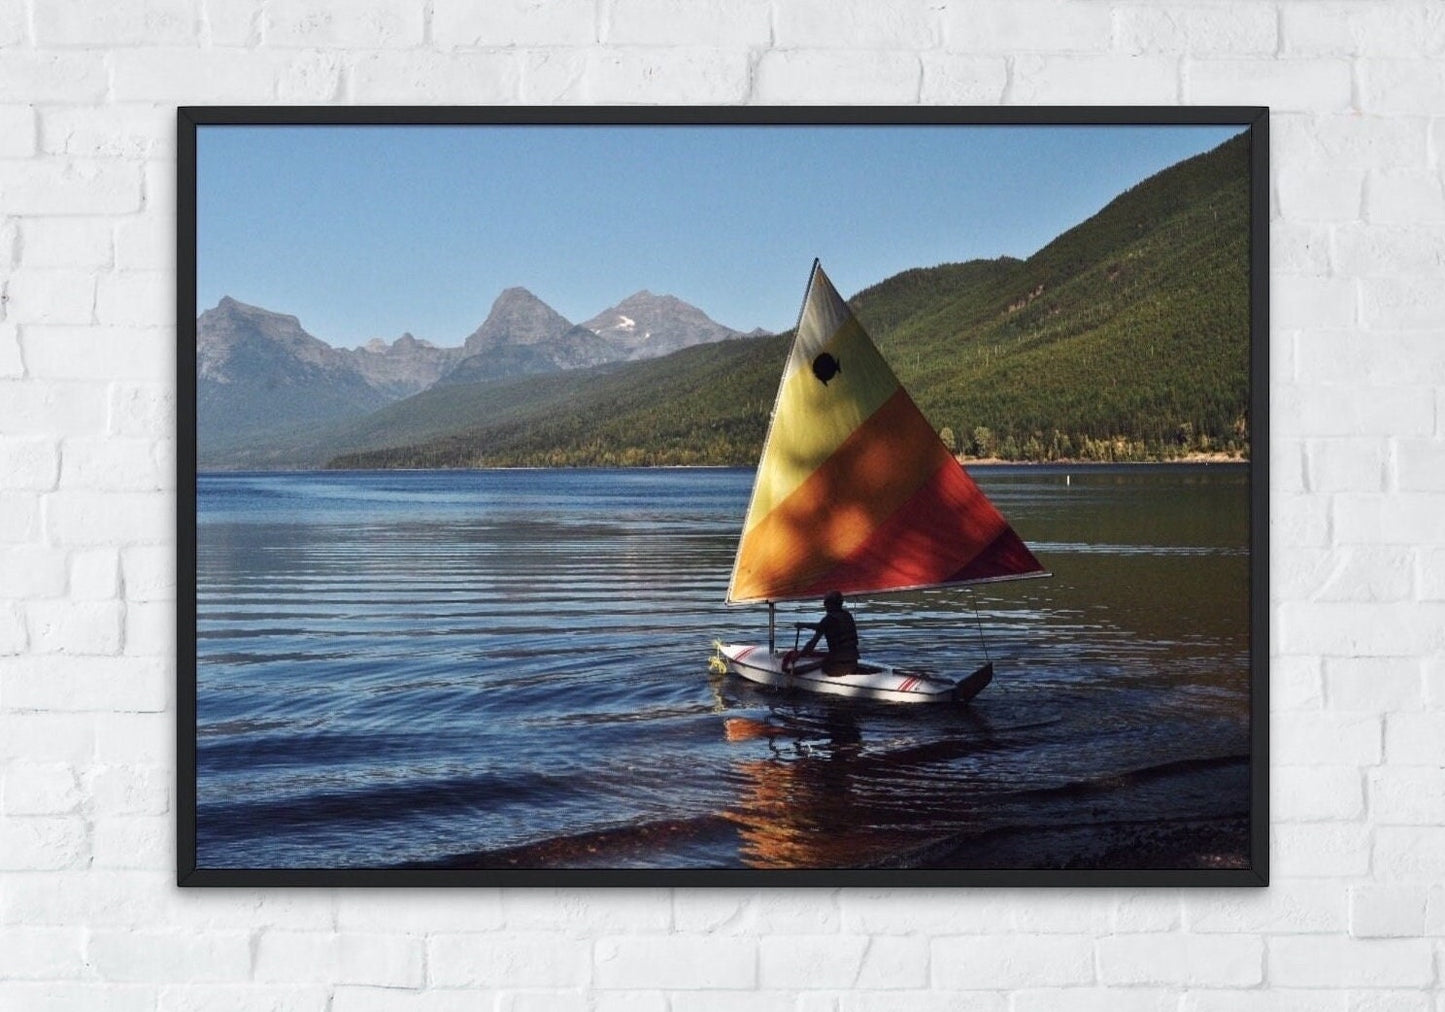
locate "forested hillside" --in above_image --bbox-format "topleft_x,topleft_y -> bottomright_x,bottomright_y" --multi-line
329,133 -> 1251,469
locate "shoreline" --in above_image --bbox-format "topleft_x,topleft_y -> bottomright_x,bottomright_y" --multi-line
200,456 -> 1249,475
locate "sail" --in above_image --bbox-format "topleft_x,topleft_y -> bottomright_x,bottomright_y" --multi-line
726,262 -> 1045,604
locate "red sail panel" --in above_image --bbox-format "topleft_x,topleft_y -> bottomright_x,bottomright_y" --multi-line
791,454 -> 1045,599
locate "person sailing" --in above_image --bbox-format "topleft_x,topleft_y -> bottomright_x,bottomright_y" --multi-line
787,590 -> 859,676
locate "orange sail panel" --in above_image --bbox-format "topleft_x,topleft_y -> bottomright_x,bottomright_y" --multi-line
726,262 -> 1045,604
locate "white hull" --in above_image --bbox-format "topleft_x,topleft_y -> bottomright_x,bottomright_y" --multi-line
717,644 -> 991,705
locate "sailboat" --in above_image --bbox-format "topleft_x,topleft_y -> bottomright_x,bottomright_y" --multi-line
715,261 -> 1048,704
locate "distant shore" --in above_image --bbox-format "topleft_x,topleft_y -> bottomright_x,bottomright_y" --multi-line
957,452 -> 1247,466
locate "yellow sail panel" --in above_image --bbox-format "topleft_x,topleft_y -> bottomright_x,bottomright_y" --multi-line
738,267 -> 900,537
727,260 -> 1046,605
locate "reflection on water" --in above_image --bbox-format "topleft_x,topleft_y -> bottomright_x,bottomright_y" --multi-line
195,465 -> 1252,870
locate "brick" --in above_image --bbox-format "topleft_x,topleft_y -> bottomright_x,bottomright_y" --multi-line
0,437 -> 58,491
1,655 -> 170,712
503,888 -> 673,934
110,48 -> 289,103
0,601 -> 26,653
1268,935 -> 1433,987
581,47 -> 753,104
70,548 -> 120,600
517,49 -> 588,103
0,379 -> 109,435
1307,437 -> 1389,493
1350,886 -> 1429,938
1282,3 -> 1445,57
609,0 -> 770,47
87,930 -> 253,983
5,269 -> 97,325
332,989 -> 493,1012
1113,893 -> 1182,933
1359,59 -> 1445,115
753,50 -> 921,104
0,926 -> 87,978
778,0 -> 940,49
1273,713 -> 1381,766
840,994 -> 1004,1012
1421,548 -> 1445,601
841,889 -> 1015,935
0,492 -> 41,544
26,599 -> 124,655
1274,276 -> 1357,330
0,815 -> 90,870
264,0 -> 424,48
1384,713 -> 1445,765
1,759 -> 81,813
1366,171 -> 1445,224
0,712 -> 93,761
1335,494 -> 1445,547
41,104 -> 174,161
1187,881 -> 1345,934
1283,602 -> 1445,657
1097,932 -> 1262,986
1274,765 -> 1365,822
1302,546 -> 1414,603
95,270 -> 173,328
335,890 -> 504,933
87,763 -> 169,816
0,0 -> 25,45
1296,331 -> 1445,387
93,712 -> 170,763
22,326 -> 170,382
274,51 -> 346,102
1325,658 -> 1423,712
1011,54 -> 1177,103
1013,989 -> 1177,1012
0,51 -> 109,102
1272,655 -> 1323,710
1183,993 -> 1347,1012
348,51 -> 522,103
430,932 -> 591,988
930,934 -> 1093,989
20,217 -> 114,269
1275,822 -> 1372,878
1375,827 -> 1445,881
114,218 -> 168,270
92,814 -> 170,869
36,0 -> 194,44
759,934 -> 868,988
594,936 -> 755,989
109,382 -> 175,439
1186,57 -> 1352,111
1012,892 -> 1115,934
58,436 -> 165,491
1332,225 -> 1445,280
122,544 -> 175,601
594,994 -> 667,1012
1361,277 -> 1445,329
0,103 -> 36,156
434,0 -> 596,47
945,1 -> 1107,52
919,54 -> 1008,102
0,324 -> 21,378
1396,440 -> 1445,492
0,160 -> 143,216
46,490 -> 172,546
1275,114 -> 1429,172
158,985 -> 330,1012
1277,167 -> 1364,222
123,599 -> 172,656
255,931 -> 424,987
854,934 -> 929,988
1116,4 -> 1276,56
1273,223 -> 1332,277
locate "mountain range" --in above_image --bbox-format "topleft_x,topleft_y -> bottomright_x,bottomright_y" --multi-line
196,288 -> 755,463
199,132 -> 1251,470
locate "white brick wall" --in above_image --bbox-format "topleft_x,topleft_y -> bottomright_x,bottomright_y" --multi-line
0,0 -> 1441,1006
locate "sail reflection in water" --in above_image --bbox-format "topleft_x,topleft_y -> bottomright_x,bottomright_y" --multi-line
196,465 -> 1250,871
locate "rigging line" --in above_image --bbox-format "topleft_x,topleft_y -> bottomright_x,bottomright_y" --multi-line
969,588 -> 991,665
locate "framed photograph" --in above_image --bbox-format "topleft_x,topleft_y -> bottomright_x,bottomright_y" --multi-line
178,106 -> 1268,886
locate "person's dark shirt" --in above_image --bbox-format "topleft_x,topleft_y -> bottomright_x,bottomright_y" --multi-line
817,608 -> 859,661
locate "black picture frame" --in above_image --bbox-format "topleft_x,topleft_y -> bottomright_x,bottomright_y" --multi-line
178,105 -> 1269,887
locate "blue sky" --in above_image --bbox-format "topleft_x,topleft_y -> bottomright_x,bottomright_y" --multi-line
197,123 -> 1244,349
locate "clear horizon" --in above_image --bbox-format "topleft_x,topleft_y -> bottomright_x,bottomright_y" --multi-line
197,122 -> 1244,350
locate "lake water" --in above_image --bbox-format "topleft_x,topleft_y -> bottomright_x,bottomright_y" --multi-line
194,465 -> 1253,871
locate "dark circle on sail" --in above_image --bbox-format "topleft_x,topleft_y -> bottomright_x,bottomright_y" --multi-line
811,352 -> 841,385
